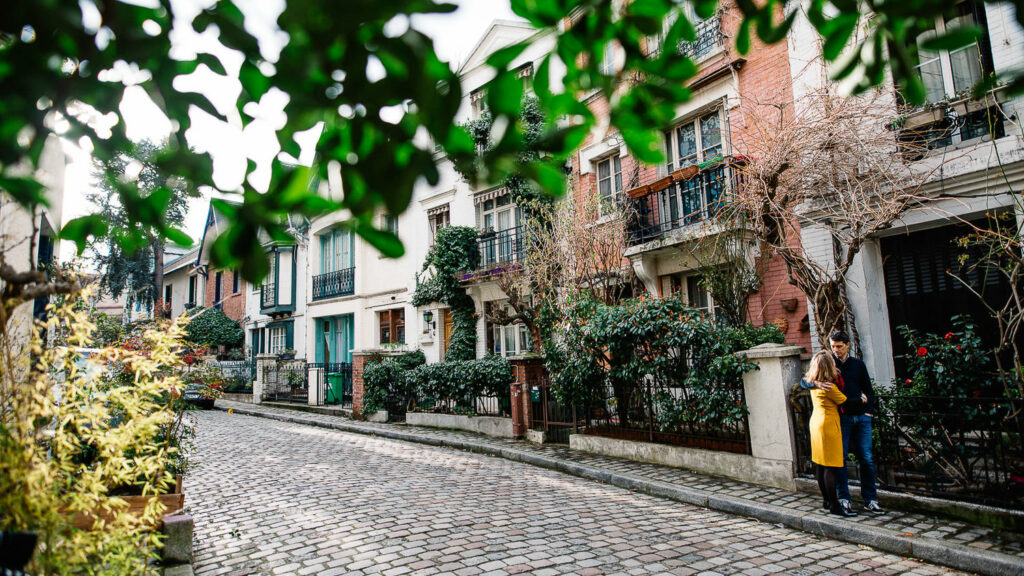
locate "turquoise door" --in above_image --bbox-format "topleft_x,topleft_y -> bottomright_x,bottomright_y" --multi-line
315,315 -> 354,364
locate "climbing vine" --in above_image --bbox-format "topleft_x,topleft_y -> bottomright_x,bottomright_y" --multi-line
412,226 -> 479,361
451,97 -> 555,208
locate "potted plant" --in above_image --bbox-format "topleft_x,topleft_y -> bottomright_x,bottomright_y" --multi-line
286,371 -> 305,393
278,348 -> 296,360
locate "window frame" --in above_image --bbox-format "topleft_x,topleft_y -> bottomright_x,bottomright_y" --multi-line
595,155 -> 623,213
663,108 -> 725,174
268,326 -> 286,354
319,228 -> 354,274
379,308 -> 406,346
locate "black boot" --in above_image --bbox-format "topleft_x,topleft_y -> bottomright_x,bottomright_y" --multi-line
830,499 -> 858,518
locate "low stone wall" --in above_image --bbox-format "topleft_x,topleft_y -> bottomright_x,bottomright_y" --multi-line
220,393 -> 254,404
570,434 -> 797,490
406,412 -> 514,438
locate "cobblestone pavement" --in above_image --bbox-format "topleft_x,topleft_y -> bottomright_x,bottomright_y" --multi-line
215,400 -> 1024,560
188,410 -> 971,575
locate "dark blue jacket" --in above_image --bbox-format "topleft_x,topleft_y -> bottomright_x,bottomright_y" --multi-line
835,354 -> 875,416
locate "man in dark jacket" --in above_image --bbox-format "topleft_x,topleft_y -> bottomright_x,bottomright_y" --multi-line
828,330 -> 884,514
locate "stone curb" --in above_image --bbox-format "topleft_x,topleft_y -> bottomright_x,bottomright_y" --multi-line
217,404 -> 1024,576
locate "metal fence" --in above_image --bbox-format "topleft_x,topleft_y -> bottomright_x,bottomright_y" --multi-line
261,361 -> 309,403
527,378 -> 751,452
307,362 -> 352,405
791,392 -> 1024,508
214,359 -> 255,392
418,393 -> 508,417
627,164 -> 729,246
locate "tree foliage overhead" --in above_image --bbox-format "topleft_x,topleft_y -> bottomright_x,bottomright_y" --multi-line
2,0 -> 1020,288
88,140 -> 197,309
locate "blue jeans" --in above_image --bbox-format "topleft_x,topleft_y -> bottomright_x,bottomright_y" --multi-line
836,414 -> 878,503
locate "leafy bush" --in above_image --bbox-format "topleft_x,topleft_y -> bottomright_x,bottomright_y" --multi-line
362,350 -> 427,414
1,297 -> 189,573
545,292 -> 761,431
412,226 -> 479,361
183,307 -> 244,348
895,316 -> 1001,398
364,353 -> 513,416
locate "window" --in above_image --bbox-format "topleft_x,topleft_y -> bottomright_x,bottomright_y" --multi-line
188,275 -> 197,305
320,228 -> 354,273
911,2 -> 990,104
428,206 -> 450,243
660,273 -> 716,317
515,62 -> 534,93
214,271 -> 222,303
232,271 -> 239,293
664,109 -> 723,173
379,309 -> 405,345
479,195 -> 522,266
489,303 -> 532,357
646,6 -> 680,55
164,284 -> 172,305
268,326 -> 286,354
480,195 -> 520,232
596,155 -> 623,212
470,88 -> 486,118
384,214 -> 399,238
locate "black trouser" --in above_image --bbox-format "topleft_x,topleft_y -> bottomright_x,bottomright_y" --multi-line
815,464 -> 842,506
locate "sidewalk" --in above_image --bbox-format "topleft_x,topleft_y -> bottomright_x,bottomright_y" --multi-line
214,400 -> 1024,576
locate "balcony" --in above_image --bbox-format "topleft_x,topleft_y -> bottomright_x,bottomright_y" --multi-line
678,15 -> 724,61
476,225 -> 525,270
312,267 -> 356,300
627,162 -> 731,246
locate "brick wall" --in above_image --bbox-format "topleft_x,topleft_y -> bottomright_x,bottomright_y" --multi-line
351,352 -> 369,416
204,269 -> 246,323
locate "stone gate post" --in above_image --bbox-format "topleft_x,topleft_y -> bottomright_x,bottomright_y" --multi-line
740,342 -> 805,486
253,353 -> 276,404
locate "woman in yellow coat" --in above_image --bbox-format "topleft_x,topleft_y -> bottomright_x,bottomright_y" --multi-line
805,351 -> 855,517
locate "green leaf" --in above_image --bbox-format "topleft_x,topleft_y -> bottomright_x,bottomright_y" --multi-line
354,220 -> 404,258
0,176 -> 47,208
60,215 -> 109,254
736,18 -> 753,55
520,161 -> 565,198
822,15 -> 859,61
920,25 -> 982,52
164,227 -> 193,247
486,70 -> 524,116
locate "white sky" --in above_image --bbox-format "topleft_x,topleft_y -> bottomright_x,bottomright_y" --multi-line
60,0 -> 520,262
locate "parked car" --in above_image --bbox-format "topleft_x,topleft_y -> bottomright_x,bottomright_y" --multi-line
182,383 -> 216,409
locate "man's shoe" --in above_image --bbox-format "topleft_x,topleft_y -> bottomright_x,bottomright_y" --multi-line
830,499 -> 858,518
864,501 -> 885,514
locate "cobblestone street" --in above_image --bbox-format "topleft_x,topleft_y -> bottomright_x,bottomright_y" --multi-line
187,410 -> 966,576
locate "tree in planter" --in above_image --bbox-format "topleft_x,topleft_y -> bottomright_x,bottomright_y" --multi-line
183,307 -> 244,351
412,226 -> 479,361
728,87 -> 938,349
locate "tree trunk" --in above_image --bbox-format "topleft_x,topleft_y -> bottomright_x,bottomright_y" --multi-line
153,241 -> 164,316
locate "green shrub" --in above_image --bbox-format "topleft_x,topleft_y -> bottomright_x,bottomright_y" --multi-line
367,354 -> 513,415
183,307 -> 244,348
362,350 -> 427,414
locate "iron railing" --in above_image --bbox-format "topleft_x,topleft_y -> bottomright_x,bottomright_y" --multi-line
260,282 -> 276,309
791,392 -> 1024,508
627,163 -> 730,245
261,361 -> 307,403
678,15 -> 724,61
312,267 -> 356,300
476,225 -> 525,269
307,362 -> 352,405
214,359 -> 255,393
528,379 -> 584,444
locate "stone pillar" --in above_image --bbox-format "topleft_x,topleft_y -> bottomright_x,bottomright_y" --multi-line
253,353 -> 277,404
740,343 -> 804,479
508,355 -> 546,439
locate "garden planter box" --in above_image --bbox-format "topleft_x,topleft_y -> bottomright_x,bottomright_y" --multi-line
63,475 -> 185,530
406,412 -> 514,438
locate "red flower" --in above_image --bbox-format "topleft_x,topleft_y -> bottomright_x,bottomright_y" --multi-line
917,347 -> 928,357
956,345 -> 962,351
944,332 -> 955,341
904,378 -> 912,384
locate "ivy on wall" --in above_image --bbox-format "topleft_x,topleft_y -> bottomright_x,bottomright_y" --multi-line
412,226 -> 479,361
451,97 -> 555,208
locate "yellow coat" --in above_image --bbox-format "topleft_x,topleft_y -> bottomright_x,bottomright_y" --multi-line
809,385 -> 847,467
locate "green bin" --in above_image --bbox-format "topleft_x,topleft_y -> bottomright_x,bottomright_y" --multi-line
326,373 -> 344,405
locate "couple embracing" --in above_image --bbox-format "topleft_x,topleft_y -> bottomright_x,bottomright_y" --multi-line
803,330 -> 886,518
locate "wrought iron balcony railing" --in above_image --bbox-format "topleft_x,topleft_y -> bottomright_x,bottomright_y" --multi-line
476,225 -> 525,270
260,282 -> 276,309
678,15 -> 724,61
312,267 -> 356,300
627,163 -> 730,246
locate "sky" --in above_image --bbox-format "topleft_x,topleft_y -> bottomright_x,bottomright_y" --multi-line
60,0 -> 521,262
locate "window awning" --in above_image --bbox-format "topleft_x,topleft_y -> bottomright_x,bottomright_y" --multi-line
473,187 -> 508,205
426,204 -> 450,217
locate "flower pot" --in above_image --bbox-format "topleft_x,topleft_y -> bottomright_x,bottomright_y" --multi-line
63,475 -> 185,531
